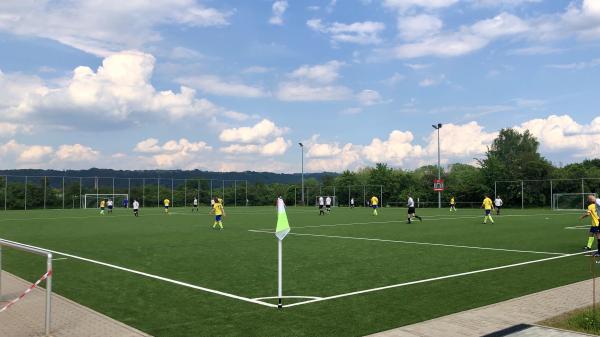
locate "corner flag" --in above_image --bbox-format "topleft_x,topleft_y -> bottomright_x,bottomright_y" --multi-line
275,198 -> 290,241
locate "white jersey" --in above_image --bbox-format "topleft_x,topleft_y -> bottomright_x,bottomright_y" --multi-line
107,200 -> 113,207
318,197 -> 324,206
211,199 -> 215,206
193,198 -> 198,206
494,198 -> 503,207
596,199 -> 600,217
325,197 -> 332,206
133,201 -> 139,210
407,197 -> 415,208
350,198 -> 354,205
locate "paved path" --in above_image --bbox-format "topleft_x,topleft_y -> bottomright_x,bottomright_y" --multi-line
0,271 -> 152,337
368,278 -> 600,337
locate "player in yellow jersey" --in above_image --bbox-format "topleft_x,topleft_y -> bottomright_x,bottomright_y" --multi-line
481,195 -> 494,224
99,199 -> 106,215
581,194 -> 600,255
449,196 -> 456,212
370,195 -> 379,216
210,197 -> 225,230
163,198 -> 170,214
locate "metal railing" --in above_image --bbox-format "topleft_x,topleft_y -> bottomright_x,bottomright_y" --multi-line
0,238 -> 53,336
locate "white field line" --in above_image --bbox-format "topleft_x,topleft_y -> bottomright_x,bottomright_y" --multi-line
254,212 -> 575,231
0,238 -> 276,308
0,214 -> 134,223
284,250 -> 590,308
565,225 -> 589,230
252,296 -> 322,300
248,230 -> 566,256
52,257 -> 69,261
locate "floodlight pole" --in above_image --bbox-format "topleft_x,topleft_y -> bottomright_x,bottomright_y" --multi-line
432,123 -> 443,209
299,143 -> 304,206
278,238 -> 283,309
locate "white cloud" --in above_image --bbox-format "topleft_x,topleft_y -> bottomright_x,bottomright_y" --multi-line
243,66 -> 272,74
289,61 -> 344,83
419,74 -> 446,87
383,72 -> 406,85
470,0 -> 541,7
177,75 -> 268,98
0,51 -> 247,128
132,138 -> 212,169
394,13 -> 529,58
307,19 -> 385,45
276,82 -> 352,101
383,0 -> 458,13
221,137 -> 291,156
0,0 -> 230,56
546,59 -> 600,70
516,115 -> 600,157
398,14 -> 443,40
269,1 -> 289,25
219,119 -> 287,144
0,122 -> 32,137
55,144 -> 100,162
357,89 -> 384,106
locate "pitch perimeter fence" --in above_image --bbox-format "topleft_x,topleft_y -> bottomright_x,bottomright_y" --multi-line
0,175 -> 249,210
494,178 -> 600,209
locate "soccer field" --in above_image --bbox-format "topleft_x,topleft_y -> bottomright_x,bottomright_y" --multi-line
0,206 -> 594,337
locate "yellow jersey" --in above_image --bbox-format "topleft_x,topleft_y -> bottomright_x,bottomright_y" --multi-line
218,198 -> 223,204
450,197 -> 455,205
164,199 -> 170,207
100,200 -> 106,208
371,196 -> 378,206
213,202 -> 223,216
482,197 -> 493,210
588,204 -> 599,227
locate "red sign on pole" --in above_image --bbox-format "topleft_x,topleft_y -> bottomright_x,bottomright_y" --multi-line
433,179 -> 444,191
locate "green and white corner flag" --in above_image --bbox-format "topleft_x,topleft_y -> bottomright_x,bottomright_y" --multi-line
275,198 -> 290,241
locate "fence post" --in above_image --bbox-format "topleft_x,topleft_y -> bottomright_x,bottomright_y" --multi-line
45,253 -> 52,336
494,181 -> 497,199
582,178 -> 585,210
43,176 -> 47,209
24,176 -> 27,211
333,186 -> 336,206
184,179 -> 187,208
171,178 -> 174,207
234,180 -> 237,207
142,178 -> 145,208
380,185 -> 383,207
4,175 -> 7,211
348,186 -> 351,207
521,180 -> 524,209
363,185 -> 366,207
62,176 -> 65,209
210,180 -> 213,200
157,178 -> 160,208
222,180 -> 225,205
112,177 -> 115,201
245,180 -> 248,207
79,177 -> 82,208
128,178 -> 131,207
550,179 -> 553,209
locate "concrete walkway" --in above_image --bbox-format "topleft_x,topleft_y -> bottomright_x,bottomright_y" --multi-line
368,278 -> 600,337
0,271 -> 152,337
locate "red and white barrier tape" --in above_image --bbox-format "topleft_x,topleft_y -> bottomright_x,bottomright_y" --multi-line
0,270 -> 52,313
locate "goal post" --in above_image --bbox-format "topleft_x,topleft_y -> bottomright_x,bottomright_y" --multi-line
552,193 -> 597,210
0,238 -> 53,336
315,196 -> 337,207
83,194 -> 129,209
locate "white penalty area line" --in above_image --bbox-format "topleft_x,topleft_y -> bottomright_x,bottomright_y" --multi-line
284,250 -> 590,308
565,225 -> 589,230
254,212 -> 576,231
0,238 -> 277,308
248,230 -> 567,256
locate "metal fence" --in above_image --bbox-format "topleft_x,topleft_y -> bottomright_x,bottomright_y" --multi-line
0,175 -> 248,210
494,178 -> 600,209
280,185 -> 383,207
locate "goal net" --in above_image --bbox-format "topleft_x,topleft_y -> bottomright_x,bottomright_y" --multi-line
315,196 -> 337,207
552,193 -> 597,210
83,194 -> 129,209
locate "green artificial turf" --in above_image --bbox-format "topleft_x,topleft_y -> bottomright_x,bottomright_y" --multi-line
0,206 -> 595,337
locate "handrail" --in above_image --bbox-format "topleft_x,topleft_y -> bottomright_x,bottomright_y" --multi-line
0,238 -> 52,256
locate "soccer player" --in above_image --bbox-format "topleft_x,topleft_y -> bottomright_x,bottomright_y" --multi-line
582,194 -> 600,254
163,198 -> 170,214
325,196 -> 332,213
350,198 -> 355,208
99,199 -> 106,215
133,199 -> 140,217
449,196 -> 456,212
370,195 -> 379,216
107,199 -> 113,214
193,197 -> 199,212
482,195 -> 495,224
123,198 -> 128,208
407,195 -> 422,223
210,197 -> 225,230
494,196 -> 503,215
318,196 -> 325,215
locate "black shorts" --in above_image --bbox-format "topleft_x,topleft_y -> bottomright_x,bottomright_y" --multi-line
319,205 -> 324,209
590,226 -> 599,234
108,205 -> 113,209
133,208 -> 139,212
408,207 -> 416,214
326,205 -> 331,208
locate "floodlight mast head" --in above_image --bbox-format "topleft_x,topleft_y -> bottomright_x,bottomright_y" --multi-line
432,123 -> 443,130
298,142 -> 303,147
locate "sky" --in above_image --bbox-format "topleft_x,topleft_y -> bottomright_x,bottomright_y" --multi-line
0,0 -> 599,173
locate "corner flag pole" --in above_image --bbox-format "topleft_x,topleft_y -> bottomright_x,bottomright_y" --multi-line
275,197 -> 290,309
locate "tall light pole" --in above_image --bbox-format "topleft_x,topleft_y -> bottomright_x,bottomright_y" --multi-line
432,123 -> 443,208
299,143 -> 304,206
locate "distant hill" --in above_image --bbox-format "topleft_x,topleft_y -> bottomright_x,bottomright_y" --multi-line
0,169 -> 337,185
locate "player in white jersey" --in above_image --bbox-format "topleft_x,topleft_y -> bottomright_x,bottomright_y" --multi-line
407,195 -> 422,224
350,198 -> 355,209
494,196 -> 503,215
107,199 -> 114,214
325,196 -> 332,213
318,196 -> 325,215
132,200 -> 140,217
193,197 -> 199,212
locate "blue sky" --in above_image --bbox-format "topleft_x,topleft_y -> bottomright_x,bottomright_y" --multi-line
0,0 -> 599,172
